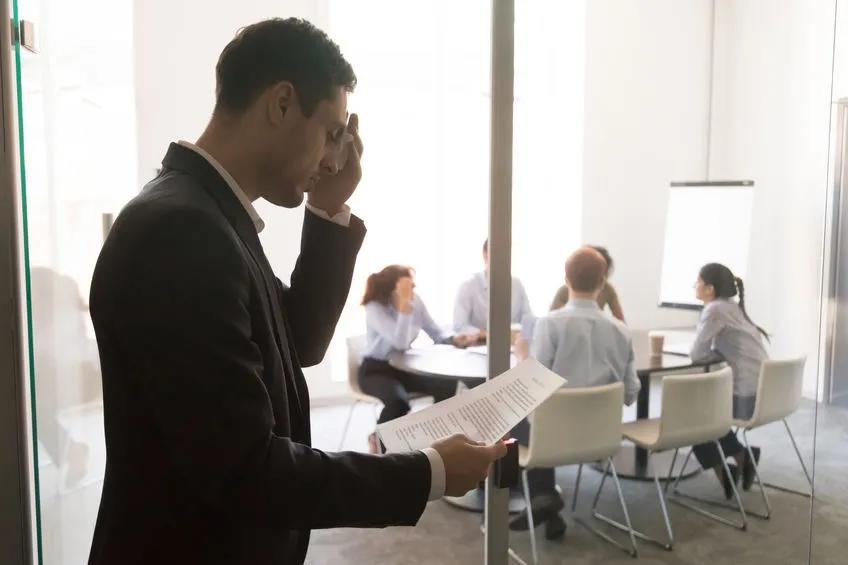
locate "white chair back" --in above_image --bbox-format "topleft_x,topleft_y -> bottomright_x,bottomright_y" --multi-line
524,382 -> 624,469
346,335 -> 367,394
655,367 -> 733,451
749,357 -> 807,427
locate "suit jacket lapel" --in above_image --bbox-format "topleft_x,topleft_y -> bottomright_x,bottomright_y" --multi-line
160,143 -> 306,427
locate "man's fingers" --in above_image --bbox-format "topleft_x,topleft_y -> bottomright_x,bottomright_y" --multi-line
481,441 -> 508,461
347,113 -> 364,157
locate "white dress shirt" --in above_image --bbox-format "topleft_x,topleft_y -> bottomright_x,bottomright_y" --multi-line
689,298 -> 769,398
453,271 -> 535,333
531,298 -> 640,405
178,140 -> 445,501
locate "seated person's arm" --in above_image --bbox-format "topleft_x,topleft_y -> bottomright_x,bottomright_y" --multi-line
607,285 -> 625,323
365,301 -> 418,351
623,343 -> 640,406
528,318 -> 556,369
689,307 -> 724,363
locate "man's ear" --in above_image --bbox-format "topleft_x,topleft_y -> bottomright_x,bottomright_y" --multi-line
268,81 -> 297,125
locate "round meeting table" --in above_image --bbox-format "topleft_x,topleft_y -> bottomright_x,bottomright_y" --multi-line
387,331 -> 716,511
388,344 -> 521,512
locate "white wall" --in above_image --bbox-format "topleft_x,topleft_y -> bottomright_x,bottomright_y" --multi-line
834,1 -> 848,100
133,0 -> 347,397
581,0 -> 711,330
709,0 -> 836,396
582,0 -> 837,397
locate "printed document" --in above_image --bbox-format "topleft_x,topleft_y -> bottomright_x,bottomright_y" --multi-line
376,358 -> 566,453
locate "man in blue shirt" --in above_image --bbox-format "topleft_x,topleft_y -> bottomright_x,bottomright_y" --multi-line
510,247 -> 639,539
453,239 -> 535,339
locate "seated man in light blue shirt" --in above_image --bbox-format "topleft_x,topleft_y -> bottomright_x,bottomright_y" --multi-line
453,239 -> 535,339
509,246 -> 640,539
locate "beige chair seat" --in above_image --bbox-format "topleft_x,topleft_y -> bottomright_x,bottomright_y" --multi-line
730,357 -> 811,519
621,418 -> 661,449
516,382 -> 636,562
593,367 -> 746,551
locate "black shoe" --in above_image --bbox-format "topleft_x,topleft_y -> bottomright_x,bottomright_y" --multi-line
545,515 -> 567,541
742,447 -> 761,491
509,494 -> 565,531
721,463 -> 740,500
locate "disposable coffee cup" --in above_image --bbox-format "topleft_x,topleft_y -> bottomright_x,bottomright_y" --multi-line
650,334 -> 665,356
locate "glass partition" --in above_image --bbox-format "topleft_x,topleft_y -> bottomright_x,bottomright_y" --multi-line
506,1 -> 837,563
13,0 -> 136,562
10,0 -> 843,563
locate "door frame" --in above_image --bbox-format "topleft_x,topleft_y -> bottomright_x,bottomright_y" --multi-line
0,2 -> 36,563
823,100 -> 848,405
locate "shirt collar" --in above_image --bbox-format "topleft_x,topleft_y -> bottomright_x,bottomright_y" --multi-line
567,297 -> 600,310
177,140 -> 265,233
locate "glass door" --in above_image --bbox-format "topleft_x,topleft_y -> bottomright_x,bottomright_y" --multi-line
11,0 -> 137,562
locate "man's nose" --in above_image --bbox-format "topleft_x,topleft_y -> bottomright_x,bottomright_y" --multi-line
321,157 -> 340,176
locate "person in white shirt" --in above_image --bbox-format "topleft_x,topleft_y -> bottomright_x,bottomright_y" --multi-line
689,262 -> 769,499
453,239 -> 534,339
360,265 -> 476,452
509,246 -> 639,539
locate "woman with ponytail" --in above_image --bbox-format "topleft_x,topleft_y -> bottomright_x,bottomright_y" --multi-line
359,265 -> 476,452
690,262 -> 770,498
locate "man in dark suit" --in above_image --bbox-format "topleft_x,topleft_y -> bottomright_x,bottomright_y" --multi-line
88,18 -> 505,565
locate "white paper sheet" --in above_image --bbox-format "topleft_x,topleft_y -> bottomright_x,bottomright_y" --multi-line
376,358 -> 566,453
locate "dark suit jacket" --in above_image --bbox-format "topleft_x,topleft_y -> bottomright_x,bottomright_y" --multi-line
87,143 -> 431,565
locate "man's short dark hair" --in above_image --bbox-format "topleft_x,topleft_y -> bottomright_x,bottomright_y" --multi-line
214,18 -> 357,117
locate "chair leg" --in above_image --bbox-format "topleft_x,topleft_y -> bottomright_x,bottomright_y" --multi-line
592,451 -> 673,551
572,463 -> 583,513
717,441 -> 748,528
759,419 -> 813,498
507,547 -> 530,565
740,428 -> 772,519
664,448 -> 681,494
591,459 -> 610,511
609,460 -> 639,557
337,400 -> 360,451
785,419 -> 813,487
572,459 -> 637,557
521,470 -> 539,565
669,440 -> 748,530
652,453 -> 676,547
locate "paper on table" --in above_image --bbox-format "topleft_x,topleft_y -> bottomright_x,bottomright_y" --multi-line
376,358 -> 566,453
464,344 -> 516,356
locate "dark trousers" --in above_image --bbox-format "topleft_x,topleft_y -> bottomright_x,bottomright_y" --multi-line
512,418 -> 557,498
358,357 -> 457,424
692,395 -> 757,469
692,431 -> 746,469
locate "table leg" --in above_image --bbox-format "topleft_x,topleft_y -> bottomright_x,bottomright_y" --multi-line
635,373 -> 651,469
593,372 -> 700,480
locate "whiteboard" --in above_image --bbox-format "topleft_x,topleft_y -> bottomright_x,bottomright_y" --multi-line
659,182 -> 754,308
